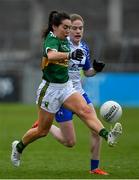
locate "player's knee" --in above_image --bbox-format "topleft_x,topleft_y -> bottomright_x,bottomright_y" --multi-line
37,129 -> 48,137
78,105 -> 92,118
64,139 -> 76,147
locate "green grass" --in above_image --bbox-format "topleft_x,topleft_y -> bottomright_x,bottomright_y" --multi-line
0,103 -> 139,179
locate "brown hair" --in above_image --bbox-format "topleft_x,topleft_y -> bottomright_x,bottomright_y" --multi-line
70,14 -> 84,24
42,11 -> 70,38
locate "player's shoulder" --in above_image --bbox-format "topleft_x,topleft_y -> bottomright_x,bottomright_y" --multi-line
80,40 -> 90,52
44,32 -> 60,47
46,32 -> 58,41
49,31 -> 56,38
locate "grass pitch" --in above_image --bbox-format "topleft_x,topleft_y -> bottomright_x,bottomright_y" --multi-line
0,103 -> 139,179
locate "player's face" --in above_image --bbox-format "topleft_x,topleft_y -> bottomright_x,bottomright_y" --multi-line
53,19 -> 72,39
70,19 -> 84,45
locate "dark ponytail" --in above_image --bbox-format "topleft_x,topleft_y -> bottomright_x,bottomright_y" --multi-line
42,11 -> 58,38
42,11 -> 70,39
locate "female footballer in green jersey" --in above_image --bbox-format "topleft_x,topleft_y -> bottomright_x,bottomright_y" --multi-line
33,14 -> 108,175
11,11 -> 122,167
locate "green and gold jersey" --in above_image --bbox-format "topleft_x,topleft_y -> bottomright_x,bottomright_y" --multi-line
41,32 -> 70,83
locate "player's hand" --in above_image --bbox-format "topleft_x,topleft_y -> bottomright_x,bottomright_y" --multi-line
69,49 -> 84,61
93,59 -> 105,72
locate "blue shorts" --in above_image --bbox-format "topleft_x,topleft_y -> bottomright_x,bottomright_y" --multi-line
55,93 -> 92,123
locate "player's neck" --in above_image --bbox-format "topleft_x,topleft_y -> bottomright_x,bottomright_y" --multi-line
72,40 -> 80,47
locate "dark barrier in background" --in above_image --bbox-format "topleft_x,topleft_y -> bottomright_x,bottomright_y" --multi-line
0,73 -> 20,102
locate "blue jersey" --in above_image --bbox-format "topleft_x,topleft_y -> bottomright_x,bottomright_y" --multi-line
55,39 -> 93,123
68,39 -> 92,94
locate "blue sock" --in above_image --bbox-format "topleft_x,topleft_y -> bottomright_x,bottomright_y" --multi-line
91,159 -> 99,170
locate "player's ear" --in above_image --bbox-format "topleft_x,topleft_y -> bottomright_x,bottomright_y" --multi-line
52,25 -> 57,31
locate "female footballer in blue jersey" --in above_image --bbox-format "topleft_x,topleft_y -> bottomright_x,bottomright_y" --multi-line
11,11 -> 122,169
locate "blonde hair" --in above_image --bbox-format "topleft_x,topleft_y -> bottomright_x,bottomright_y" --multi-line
70,14 -> 84,24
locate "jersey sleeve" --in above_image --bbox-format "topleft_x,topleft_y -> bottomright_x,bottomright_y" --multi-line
82,42 -> 92,71
43,36 -> 59,56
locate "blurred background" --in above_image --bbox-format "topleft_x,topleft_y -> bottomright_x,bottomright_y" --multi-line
0,0 -> 139,106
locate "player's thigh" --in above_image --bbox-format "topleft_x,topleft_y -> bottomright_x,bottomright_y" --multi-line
38,108 -> 54,132
55,106 -> 73,122
63,92 -> 99,122
63,92 -> 89,114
